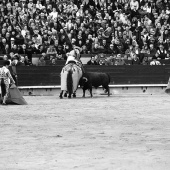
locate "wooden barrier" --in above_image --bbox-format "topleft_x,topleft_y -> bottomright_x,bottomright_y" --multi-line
16,65 -> 170,86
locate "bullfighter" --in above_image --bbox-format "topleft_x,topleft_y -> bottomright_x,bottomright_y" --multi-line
0,61 -> 15,105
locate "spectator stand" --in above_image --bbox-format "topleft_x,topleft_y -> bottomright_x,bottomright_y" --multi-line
0,0 -> 170,95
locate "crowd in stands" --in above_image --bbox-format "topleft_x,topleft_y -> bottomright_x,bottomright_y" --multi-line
0,0 -> 170,66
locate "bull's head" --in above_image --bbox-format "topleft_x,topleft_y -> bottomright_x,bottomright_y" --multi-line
82,77 -> 88,82
79,77 -> 88,87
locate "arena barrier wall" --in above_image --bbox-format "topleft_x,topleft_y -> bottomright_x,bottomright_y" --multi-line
16,65 -> 170,86
16,65 -> 170,96
0,65 -> 170,96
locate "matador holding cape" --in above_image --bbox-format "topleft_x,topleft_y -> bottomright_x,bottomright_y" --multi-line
0,61 -> 15,105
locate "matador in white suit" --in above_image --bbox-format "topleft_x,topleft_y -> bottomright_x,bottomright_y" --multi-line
0,61 -> 15,105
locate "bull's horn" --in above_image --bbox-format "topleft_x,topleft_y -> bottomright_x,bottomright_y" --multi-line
82,77 -> 88,82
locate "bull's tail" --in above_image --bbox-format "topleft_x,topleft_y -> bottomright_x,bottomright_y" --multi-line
67,70 -> 73,97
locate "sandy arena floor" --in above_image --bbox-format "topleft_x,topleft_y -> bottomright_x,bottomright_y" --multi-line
0,94 -> 170,170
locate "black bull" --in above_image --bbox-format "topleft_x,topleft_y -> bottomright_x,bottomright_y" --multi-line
79,72 -> 111,97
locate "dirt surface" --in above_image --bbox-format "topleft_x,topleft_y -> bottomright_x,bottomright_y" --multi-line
0,94 -> 170,170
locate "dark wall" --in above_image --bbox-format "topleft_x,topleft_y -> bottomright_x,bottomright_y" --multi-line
16,65 -> 170,86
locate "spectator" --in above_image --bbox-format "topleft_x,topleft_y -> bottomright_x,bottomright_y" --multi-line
24,56 -> 32,66
150,56 -> 161,65
114,54 -> 126,65
130,0 -> 139,11
16,56 -> 26,66
87,56 -> 98,65
38,55 -> 46,66
141,56 -> 149,65
49,58 -> 57,66
131,53 -> 140,65
81,45 -> 88,54
105,56 -> 115,66
157,44 -> 168,59
149,43 -> 157,60
0,0 -> 169,66
46,44 -> 57,55
3,44 -> 10,55
3,55 -> 8,61
108,43 -> 118,54
38,45 -> 46,54
10,44 -> 18,54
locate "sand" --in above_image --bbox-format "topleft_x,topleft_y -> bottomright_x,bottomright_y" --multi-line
0,94 -> 170,170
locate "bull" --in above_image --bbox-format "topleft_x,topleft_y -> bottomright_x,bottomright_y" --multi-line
79,72 -> 111,97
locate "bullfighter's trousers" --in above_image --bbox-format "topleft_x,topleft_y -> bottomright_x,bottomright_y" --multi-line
0,78 -> 9,103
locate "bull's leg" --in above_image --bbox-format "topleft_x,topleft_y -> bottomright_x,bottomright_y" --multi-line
59,90 -> 64,99
103,85 -> 110,96
89,87 -> 93,97
64,91 -> 67,97
82,88 -> 86,98
107,86 -> 110,96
